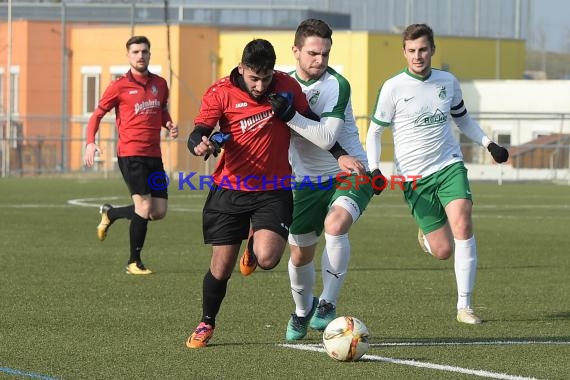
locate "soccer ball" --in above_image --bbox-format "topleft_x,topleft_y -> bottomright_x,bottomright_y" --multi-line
322,316 -> 370,362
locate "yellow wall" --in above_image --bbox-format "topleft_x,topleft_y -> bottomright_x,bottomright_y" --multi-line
220,31 -> 523,105
219,30 -> 370,115
219,30 -> 374,145
434,37 -> 526,80
218,30 -> 524,161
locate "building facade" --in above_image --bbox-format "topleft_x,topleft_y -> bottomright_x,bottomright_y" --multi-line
1,20 -> 526,175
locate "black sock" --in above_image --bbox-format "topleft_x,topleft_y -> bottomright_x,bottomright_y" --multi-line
247,234 -> 255,257
108,205 -> 135,222
128,213 -> 148,264
202,270 -> 228,328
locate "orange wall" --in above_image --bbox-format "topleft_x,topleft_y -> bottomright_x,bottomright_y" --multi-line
0,20 -> 63,138
171,26 -> 219,174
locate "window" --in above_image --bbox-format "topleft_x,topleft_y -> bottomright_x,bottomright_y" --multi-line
110,65 -> 129,82
0,66 -> 20,115
0,70 -> 3,114
10,69 -> 19,115
496,133 -> 511,146
459,133 -> 474,163
532,132 -> 550,140
81,66 -> 102,115
83,74 -> 99,114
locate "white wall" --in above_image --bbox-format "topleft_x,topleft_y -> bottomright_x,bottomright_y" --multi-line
460,80 -> 570,145
376,81 -> 570,182
378,160 -> 570,183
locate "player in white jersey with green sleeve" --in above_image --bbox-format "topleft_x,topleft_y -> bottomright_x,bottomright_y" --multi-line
366,24 -> 509,324
284,18 -> 384,341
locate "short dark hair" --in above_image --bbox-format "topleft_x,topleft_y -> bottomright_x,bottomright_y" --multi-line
294,18 -> 333,47
241,39 -> 276,72
402,24 -> 435,48
126,35 -> 151,51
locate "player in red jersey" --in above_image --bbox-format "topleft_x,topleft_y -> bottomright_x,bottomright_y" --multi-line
185,39 -> 363,348
83,36 -> 178,275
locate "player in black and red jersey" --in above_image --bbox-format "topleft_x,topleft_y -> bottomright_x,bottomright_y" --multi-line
83,36 -> 178,275
185,39 -> 363,348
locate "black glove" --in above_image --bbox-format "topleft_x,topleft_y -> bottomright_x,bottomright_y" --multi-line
371,168 -> 387,195
487,142 -> 509,163
204,132 -> 232,161
268,92 -> 295,122
329,142 -> 349,160
187,125 -> 211,155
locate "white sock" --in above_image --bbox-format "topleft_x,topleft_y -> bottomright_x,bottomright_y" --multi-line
454,236 -> 477,310
288,258 -> 315,317
423,233 -> 433,254
320,233 -> 350,306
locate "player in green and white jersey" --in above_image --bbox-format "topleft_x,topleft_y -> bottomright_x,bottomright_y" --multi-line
284,18 -> 382,341
366,23 -> 509,325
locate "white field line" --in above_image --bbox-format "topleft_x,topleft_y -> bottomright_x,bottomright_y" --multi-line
0,366 -> 59,380
6,197 -> 570,217
371,340 -> 570,347
67,196 -> 122,207
279,342 -> 546,380
65,195 -> 206,208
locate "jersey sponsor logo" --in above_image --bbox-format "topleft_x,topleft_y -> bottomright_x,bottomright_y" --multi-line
235,102 -> 248,108
307,89 -> 320,106
404,96 -> 414,102
129,90 -> 138,95
437,86 -> 447,99
414,109 -> 446,128
151,85 -> 158,96
134,99 -> 161,114
239,110 -> 272,133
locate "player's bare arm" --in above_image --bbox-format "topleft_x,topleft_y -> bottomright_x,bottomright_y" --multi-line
83,143 -> 101,168
166,121 -> 179,139
337,155 -> 365,175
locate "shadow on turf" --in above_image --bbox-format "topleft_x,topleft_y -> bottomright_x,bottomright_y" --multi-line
546,311 -> 570,320
481,312 -> 570,322
190,338 -> 324,349
376,336 -> 570,344
344,264 -> 556,273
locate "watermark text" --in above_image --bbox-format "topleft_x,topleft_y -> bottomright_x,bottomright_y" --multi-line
148,172 -> 421,191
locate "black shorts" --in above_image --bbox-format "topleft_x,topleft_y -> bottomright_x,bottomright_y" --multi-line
202,186 -> 293,245
117,156 -> 168,199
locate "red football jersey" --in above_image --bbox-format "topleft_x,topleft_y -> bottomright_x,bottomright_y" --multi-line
194,68 -> 311,191
86,70 -> 172,157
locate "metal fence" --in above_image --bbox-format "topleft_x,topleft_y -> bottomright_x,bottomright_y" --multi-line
1,113 -> 569,184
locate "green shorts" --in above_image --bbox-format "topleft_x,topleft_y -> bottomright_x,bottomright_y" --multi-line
290,173 -> 374,236
403,162 -> 472,234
